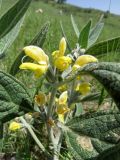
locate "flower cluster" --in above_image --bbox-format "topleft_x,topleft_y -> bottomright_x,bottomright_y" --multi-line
19,37 -> 98,123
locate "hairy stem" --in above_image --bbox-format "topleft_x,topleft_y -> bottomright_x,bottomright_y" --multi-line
20,116 -> 46,152
47,86 -> 62,160
47,87 -> 57,119
54,65 -> 91,88
49,127 -> 62,160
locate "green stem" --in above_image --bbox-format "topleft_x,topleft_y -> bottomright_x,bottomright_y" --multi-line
47,87 -> 57,119
46,86 -> 62,160
46,69 -> 84,159
49,127 -> 62,160
46,72 -> 78,159
54,70 -> 81,88
20,116 -> 45,152
35,75 -> 45,95
54,66 -> 90,88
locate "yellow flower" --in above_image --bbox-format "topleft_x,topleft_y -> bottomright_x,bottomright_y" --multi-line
19,46 -> 49,78
23,46 -> 49,65
19,63 -> 48,78
35,92 -> 46,106
74,55 -> 98,68
76,82 -> 91,95
52,37 -> 66,59
52,37 -> 72,71
72,55 -> 98,72
52,50 -> 60,59
56,91 -> 70,123
58,114 -> 64,123
57,104 -> 70,115
54,56 -> 72,71
58,91 -> 68,105
57,104 -> 70,123
9,122 -> 21,131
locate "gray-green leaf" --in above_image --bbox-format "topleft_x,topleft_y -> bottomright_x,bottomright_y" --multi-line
0,0 -> 32,39
79,62 -> 120,109
86,37 -> 120,55
71,14 -> 80,38
88,15 -> 104,48
78,20 -> 92,49
88,23 -> 104,48
64,111 -> 120,160
80,92 -> 101,102
0,71 -> 33,123
0,17 -> 24,58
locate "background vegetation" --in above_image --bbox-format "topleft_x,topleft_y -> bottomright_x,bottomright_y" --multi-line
1,0 -> 120,75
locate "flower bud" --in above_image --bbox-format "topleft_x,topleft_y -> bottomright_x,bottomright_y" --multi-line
59,37 -> 66,56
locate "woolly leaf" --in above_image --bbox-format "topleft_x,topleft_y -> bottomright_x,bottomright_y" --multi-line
64,111 -> 120,160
